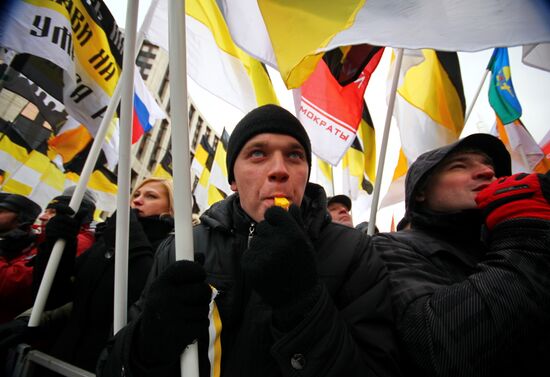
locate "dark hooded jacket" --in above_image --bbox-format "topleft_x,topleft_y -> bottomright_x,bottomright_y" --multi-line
371,141 -> 550,377
98,183 -> 401,377
32,211 -> 174,373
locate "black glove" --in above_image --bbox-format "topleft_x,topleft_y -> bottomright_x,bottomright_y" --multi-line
136,260 -> 212,365
32,203 -> 83,308
100,209 -> 148,250
241,205 -> 319,311
43,204 -> 83,246
0,317 -> 42,352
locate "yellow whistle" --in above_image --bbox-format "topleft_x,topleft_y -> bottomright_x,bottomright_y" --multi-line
274,197 -> 290,210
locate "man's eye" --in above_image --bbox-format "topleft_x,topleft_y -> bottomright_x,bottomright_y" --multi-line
449,163 -> 466,170
289,151 -> 304,159
250,150 -> 265,158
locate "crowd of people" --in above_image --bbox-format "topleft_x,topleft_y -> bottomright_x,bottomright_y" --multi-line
0,104 -> 548,377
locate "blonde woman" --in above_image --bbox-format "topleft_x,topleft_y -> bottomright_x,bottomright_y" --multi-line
29,178 -> 175,374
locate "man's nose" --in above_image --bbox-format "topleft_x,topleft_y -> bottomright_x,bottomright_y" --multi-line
474,164 -> 496,180
268,153 -> 289,182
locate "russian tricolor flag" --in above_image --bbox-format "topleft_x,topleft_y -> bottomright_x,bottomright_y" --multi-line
132,71 -> 166,144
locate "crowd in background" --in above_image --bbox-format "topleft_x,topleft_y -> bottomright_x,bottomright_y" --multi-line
0,104 -> 549,377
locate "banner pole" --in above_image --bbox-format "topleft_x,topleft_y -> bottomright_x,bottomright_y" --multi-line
367,48 -> 404,236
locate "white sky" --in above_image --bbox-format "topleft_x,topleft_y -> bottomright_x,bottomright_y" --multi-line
106,0 -> 550,231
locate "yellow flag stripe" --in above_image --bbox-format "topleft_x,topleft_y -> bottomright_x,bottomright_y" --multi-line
398,50 -> 463,135
212,301 -> 222,377
187,0 -> 278,105
357,119 -> 376,182
25,0 -> 121,95
392,149 -> 409,181
257,0 -> 366,88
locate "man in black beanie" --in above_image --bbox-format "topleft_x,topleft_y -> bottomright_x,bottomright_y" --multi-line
98,104 -> 401,377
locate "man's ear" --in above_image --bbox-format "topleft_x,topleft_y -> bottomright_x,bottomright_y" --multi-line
230,181 -> 238,192
415,191 -> 426,203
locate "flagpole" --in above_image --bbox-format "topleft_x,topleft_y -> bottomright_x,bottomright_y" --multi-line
30,0 -> 148,331
112,0 -> 139,334
28,60 -> 128,329
367,48 -> 404,236
168,0 -> 200,376
464,69 -> 490,126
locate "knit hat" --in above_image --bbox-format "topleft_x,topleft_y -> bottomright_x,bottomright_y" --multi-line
0,194 -> 41,225
46,187 -> 97,225
226,104 -> 312,184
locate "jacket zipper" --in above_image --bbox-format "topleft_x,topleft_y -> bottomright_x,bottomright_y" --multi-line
247,223 -> 256,247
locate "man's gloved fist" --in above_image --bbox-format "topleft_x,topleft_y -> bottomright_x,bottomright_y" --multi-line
475,172 -> 550,230
241,205 -> 318,309
136,260 -> 212,365
0,317 -> 43,352
44,204 -> 82,244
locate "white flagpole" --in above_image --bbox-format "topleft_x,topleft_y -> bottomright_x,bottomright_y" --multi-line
28,32 -> 130,330
30,0 -> 150,331
168,0 -> 200,375
29,85 -> 123,326
113,0 -> 139,333
464,69 -> 490,126
367,48 -> 404,236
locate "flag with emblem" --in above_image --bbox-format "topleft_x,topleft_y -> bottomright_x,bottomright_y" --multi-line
488,48 -> 550,173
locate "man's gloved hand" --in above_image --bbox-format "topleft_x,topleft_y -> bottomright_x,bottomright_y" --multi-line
0,317 -> 42,352
476,172 -> 550,230
136,260 -> 212,365
99,209 -> 146,250
241,205 -> 319,310
43,203 -> 82,244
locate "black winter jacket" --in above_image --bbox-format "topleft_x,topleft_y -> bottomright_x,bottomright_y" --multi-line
34,212 -> 174,373
371,151 -> 550,377
98,183 -> 401,377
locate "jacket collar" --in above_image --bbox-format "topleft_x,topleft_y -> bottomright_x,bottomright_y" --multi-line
200,183 -> 331,240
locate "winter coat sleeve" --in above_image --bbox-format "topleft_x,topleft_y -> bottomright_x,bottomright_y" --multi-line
270,227 -> 402,377
373,219 -> 550,377
96,236 -> 177,377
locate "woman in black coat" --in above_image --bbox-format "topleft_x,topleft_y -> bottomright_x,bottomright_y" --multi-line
33,177 -> 175,373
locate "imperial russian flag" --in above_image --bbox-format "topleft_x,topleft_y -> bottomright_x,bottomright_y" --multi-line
132,71 -> 166,144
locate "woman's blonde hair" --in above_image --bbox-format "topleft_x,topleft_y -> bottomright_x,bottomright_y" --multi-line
132,177 -> 174,217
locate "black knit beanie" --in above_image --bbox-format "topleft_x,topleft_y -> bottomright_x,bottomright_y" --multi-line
46,194 -> 96,225
226,104 -> 312,184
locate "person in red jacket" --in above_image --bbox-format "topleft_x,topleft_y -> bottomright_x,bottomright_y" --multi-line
0,194 -> 42,324
0,189 -> 96,324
